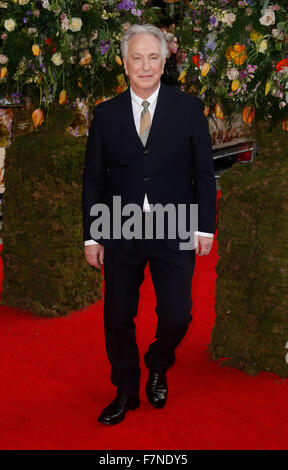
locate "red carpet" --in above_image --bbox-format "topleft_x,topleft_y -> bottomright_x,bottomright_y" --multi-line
0,236 -> 288,450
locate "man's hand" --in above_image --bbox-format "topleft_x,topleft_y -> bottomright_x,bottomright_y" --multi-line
194,235 -> 213,256
84,244 -> 104,269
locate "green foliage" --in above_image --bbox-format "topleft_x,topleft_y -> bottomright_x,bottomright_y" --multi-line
1,106 -> 102,317
210,121 -> 288,377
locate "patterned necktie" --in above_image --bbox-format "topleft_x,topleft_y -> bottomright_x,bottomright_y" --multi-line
139,100 -> 151,146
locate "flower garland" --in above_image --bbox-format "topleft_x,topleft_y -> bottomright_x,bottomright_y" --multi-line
176,0 -> 288,122
0,0 -> 157,125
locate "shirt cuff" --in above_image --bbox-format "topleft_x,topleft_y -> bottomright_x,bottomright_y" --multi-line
84,240 -> 99,245
194,231 -> 214,237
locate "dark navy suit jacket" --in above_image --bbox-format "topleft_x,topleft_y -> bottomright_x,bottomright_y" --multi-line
82,81 -> 216,252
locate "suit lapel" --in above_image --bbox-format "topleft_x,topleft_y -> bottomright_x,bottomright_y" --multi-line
146,82 -> 170,147
119,82 -> 171,149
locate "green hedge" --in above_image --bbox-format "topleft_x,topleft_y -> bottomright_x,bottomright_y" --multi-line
210,121 -> 288,377
1,106 -> 102,317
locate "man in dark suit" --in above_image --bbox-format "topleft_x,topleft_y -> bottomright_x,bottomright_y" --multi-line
82,24 -> 216,425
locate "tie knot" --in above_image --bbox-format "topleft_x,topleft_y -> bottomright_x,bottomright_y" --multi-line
141,100 -> 150,112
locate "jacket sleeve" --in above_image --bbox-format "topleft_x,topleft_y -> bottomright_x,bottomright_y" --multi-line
82,106 -> 105,242
190,97 -> 217,234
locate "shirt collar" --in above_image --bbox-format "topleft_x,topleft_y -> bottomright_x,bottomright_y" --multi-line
130,82 -> 161,108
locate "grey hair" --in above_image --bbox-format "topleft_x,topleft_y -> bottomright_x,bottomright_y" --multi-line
120,24 -> 169,61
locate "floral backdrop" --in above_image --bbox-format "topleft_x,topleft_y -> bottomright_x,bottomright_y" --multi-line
0,0 -> 159,123
176,0 -> 288,124
0,0 -> 287,126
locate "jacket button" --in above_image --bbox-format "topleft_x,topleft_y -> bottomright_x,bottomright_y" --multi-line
144,177 -> 149,182
144,149 -> 149,154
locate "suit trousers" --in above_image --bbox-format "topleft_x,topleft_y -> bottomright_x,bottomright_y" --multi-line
103,222 -> 195,397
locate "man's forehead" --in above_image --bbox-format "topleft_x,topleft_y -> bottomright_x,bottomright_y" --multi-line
127,34 -> 162,52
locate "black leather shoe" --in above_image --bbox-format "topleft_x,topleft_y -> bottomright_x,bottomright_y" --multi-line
145,369 -> 168,409
97,392 -> 140,425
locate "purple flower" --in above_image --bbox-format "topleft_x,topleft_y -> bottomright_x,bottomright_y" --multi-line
26,10 -> 32,15
23,18 -> 28,23
131,7 -> 142,16
99,39 -> 110,55
209,16 -> 218,26
239,69 -> 247,80
11,92 -> 22,104
116,0 -> 136,11
248,64 -> 257,74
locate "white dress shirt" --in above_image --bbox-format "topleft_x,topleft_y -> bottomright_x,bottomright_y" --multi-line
85,84 -> 213,245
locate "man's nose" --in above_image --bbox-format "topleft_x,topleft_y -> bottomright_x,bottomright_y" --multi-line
142,58 -> 150,70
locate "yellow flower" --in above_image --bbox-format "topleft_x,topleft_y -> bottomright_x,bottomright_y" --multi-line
250,30 -> 263,42
32,109 -> 44,127
59,90 -> 67,105
115,55 -> 122,66
0,67 -> 7,79
116,73 -> 125,85
215,103 -> 225,119
201,63 -> 210,77
32,44 -> 40,56
78,77 -> 83,88
200,84 -> 207,95
265,81 -> 271,96
231,79 -> 240,91
178,69 -> 186,81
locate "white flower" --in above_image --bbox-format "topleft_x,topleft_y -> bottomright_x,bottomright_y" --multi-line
27,27 -> 37,35
226,68 -> 239,80
4,18 -> 16,32
272,28 -> 284,40
222,12 -> 236,27
18,0 -> 30,5
0,2 -> 8,8
51,52 -> 64,66
61,15 -> 69,31
68,17 -> 83,33
0,54 -> 8,64
41,0 -> 50,9
259,8 -> 275,26
259,39 -> 268,53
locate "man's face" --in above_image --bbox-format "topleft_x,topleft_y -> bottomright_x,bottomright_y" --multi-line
123,33 -> 166,97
